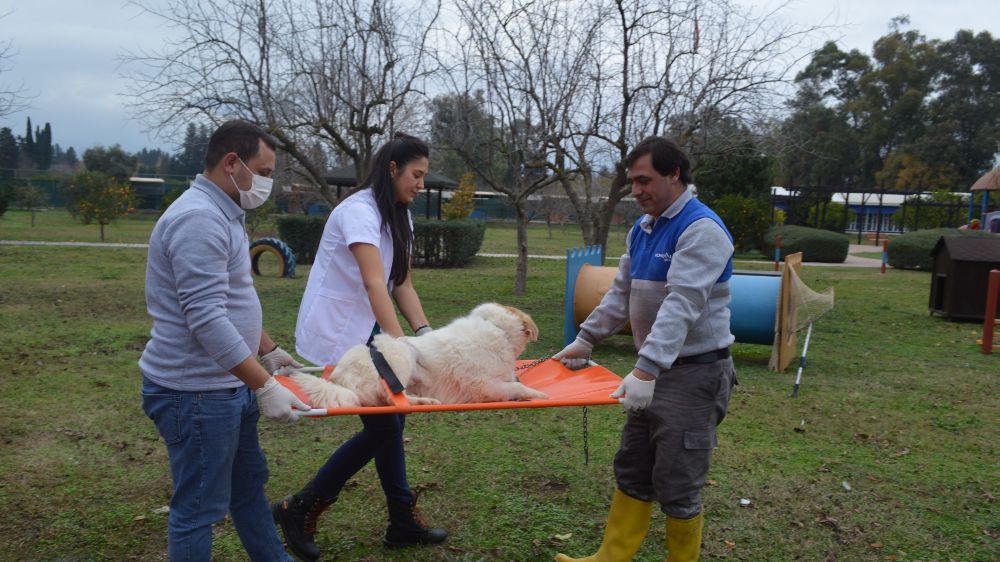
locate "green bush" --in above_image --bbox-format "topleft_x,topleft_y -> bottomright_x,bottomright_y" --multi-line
0,182 -> 13,217
760,224 -> 850,263
413,218 -> 485,267
806,201 -> 850,232
275,216 -> 486,267
710,194 -> 771,251
276,215 -> 327,265
887,228 -> 996,271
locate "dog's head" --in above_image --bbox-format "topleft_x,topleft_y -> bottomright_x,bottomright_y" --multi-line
470,303 -> 539,354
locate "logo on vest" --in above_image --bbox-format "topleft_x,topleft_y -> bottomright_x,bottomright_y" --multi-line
654,251 -> 672,262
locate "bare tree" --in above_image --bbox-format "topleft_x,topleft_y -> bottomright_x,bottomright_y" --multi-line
0,11 -> 28,119
445,0 -> 601,294
556,0 -> 824,251
285,0 -> 441,181
121,0 -> 438,206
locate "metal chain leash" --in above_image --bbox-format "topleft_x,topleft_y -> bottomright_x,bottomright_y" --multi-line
515,355 -> 551,372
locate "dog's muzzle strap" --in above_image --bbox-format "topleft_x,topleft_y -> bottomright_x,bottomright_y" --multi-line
369,345 -> 405,394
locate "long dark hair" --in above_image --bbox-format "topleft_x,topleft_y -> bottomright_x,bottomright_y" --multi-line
358,132 -> 429,285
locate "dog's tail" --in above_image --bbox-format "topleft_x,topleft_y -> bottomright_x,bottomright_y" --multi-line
289,372 -> 361,408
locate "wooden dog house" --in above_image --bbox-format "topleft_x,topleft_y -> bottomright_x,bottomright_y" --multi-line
929,235 -> 1000,320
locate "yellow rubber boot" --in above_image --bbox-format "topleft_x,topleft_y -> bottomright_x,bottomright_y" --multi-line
554,489 -> 654,562
665,513 -> 703,562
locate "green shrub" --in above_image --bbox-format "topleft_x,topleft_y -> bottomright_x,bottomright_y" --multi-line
413,218 -> 485,267
276,215 -> 327,265
710,194 -> 771,251
760,224 -> 850,263
806,201 -> 850,232
887,228 -> 996,271
0,182 -> 13,217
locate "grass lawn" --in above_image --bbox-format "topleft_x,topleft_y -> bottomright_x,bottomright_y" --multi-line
1,211 -> 997,561
855,252 -> 885,260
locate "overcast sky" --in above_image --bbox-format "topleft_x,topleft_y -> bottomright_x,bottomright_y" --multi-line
0,0 -> 996,155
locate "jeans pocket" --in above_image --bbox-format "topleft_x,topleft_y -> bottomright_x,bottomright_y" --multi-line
683,429 -> 717,450
143,393 -> 182,445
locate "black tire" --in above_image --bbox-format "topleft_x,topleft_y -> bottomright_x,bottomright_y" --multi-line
249,237 -> 296,278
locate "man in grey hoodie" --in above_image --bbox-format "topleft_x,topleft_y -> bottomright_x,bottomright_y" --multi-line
140,120 -> 308,561
554,136 -> 737,562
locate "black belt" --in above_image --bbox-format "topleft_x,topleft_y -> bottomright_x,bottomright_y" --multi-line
369,345 -> 405,393
673,347 -> 730,366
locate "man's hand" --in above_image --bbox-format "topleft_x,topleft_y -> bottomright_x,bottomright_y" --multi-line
260,346 -> 303,374
610,370 -> 657,412
256,377 -> 310,422
553,338 -> 594,370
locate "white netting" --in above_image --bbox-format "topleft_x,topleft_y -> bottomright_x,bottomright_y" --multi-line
786,266 -> 835,332
768,266 -> 835,372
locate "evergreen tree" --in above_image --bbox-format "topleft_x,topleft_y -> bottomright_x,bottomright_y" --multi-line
82,145 -> 138,181
171,122 -> 209,176
33,122 -> 53,170
0,127 -> 18,179
19,117 -> 35,169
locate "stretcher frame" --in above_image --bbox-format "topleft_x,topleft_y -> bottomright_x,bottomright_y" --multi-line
276,359 -> 622,417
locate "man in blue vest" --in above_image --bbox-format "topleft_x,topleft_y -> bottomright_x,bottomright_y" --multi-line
554,136 -> 737,562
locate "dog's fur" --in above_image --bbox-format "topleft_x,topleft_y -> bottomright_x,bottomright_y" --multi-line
291,303 -> 548,408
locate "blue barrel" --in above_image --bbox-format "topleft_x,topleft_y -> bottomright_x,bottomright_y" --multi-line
728,272 -> 781,345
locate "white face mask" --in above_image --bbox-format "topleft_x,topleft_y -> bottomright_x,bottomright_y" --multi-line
230,158 -> 273,209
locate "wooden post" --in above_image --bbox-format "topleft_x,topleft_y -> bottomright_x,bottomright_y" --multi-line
982,269 -> 999,355
881,239 -> 888,275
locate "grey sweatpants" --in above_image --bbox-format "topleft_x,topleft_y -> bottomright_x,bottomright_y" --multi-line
614,357 -> 736,519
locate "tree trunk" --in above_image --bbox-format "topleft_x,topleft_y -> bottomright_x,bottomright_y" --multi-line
514,203 -> 529,296
100,223 -> 106,242
30,210 -> 35,227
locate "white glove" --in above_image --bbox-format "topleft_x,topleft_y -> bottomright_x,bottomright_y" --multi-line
256,377 -> 310,422
553,338 -> 594,370
610,372 -> 657,412
415,325 -> 433,336
260,346 -> 303,374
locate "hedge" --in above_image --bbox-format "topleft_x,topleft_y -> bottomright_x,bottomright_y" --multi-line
760,225 -> 850,263
887,228 -> 996,271
275,215 -> 486,268
275,215 -> 326,265
413,218 -> 485,267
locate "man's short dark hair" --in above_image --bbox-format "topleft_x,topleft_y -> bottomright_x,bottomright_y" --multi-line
624,136 -> 693,185
204,120 -> 278,170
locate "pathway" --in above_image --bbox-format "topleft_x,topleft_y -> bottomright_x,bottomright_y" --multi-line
3,240 -> 886,268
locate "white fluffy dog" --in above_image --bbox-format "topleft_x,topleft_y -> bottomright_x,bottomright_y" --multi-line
290,303 -> 548,408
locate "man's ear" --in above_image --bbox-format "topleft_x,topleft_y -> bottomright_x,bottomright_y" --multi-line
223,152 -> 241,174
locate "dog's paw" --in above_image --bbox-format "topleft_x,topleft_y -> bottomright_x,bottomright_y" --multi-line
520,387 -> 549,401
406,395 -> 441,406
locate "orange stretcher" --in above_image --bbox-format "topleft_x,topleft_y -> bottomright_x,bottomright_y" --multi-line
276,359 -> 622,417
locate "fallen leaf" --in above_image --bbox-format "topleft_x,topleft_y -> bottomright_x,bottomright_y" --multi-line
842,480 -> 852,491
723,540 -> 736,550
133,515 -> 145,522
893,448 -> 909,457
870,542 -> 883,550
554,533 -> 572,541
707,479 -> 717,486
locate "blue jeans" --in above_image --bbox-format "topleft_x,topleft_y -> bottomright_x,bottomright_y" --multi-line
313,413 -> 412,503
142,376 -> 293,562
